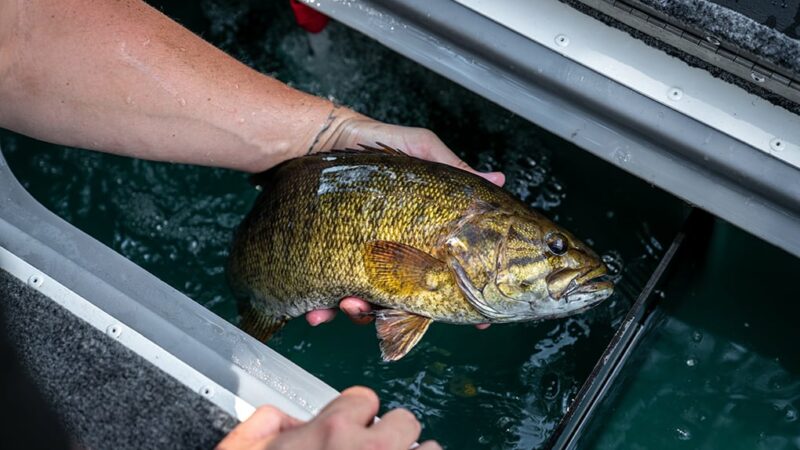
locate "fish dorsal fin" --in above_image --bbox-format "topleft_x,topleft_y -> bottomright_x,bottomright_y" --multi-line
239,303 -> 287,342
363,241 -> 447,296
375,310 -> 433,361
340,142 -> 408,156
353,142 -> 407,156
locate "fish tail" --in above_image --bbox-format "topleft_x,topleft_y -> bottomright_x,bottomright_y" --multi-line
239,302 -> 287,342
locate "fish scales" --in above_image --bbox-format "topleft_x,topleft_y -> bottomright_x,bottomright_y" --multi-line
229,152 -> 505,322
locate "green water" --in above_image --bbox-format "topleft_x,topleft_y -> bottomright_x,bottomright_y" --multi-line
0,1 -> 692,448
583,222 -> 800,450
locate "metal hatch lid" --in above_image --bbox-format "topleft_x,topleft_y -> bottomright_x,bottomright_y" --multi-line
0,148 -> 339,421
303,0 -> 800,258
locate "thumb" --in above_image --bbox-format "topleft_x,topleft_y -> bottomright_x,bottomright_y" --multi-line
216,406 -> 303,450
418,133 -> 505,187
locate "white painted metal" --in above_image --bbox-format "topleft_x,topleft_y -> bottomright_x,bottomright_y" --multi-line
454,0 -> 800,169
0,245 -> 257,421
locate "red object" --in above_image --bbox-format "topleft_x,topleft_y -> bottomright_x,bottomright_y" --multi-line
290,0 -> 330,33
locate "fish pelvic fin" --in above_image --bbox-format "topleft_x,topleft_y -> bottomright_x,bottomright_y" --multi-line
375,310 -> 433,361
363,241 -> 449,297
239,303 -> 287,342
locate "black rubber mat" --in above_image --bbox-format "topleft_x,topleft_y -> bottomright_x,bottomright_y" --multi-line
0,270 -> 238,449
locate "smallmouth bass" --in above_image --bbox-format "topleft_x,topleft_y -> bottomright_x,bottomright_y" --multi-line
227,145 -> 613,361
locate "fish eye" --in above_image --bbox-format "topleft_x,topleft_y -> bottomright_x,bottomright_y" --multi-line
546,232 -> 568,255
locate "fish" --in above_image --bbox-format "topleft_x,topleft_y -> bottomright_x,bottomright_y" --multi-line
227,144 -> 613,361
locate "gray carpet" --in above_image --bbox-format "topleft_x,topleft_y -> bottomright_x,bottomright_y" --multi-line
0,270 -> 239,450
562,0 -> 800,114
639,0 -> 800,73
707,0 -> 800,38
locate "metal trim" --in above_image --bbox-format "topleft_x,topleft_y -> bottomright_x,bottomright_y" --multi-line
0,148 -> 339,421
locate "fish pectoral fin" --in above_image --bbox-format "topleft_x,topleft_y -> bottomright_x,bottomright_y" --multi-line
375,310 -> 433,361
239,304 -> 287,342
363,241 -> 448,296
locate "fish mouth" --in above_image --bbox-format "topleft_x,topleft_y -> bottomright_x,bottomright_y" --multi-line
563,265 -> 614,303
530,264 -> 614,319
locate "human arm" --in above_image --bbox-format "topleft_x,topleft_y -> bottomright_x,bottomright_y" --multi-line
0,0 -> 501,327
0,0 -> 505,180
215,386 -> 441,450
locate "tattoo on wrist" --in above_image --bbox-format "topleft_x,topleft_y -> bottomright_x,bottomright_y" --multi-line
306,104 -> 340,154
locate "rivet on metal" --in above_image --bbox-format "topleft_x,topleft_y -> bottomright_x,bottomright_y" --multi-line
106,323 -> 122,338
668,87 -> 683,101
555,34 -> 570,47
27,274 -> 44,288
770,138 -> 785,152
200,386 -> 215,398
750,71 -> 767,83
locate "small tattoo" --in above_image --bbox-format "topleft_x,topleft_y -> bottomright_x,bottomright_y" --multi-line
307,104 -> 340,154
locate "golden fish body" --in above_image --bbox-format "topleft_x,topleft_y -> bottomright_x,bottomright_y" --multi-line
228,146 -> 612,360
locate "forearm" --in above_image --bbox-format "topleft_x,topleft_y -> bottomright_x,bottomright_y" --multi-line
0,0 -> 357,172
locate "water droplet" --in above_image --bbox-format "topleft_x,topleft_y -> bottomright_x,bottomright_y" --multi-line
675,427 -> 692,440
543,373 -> 560,400
613,149 -> 631,164
178,97 -> 187,107
692,331 -> 703,343
744,322 -> 750,328
686,357 -> 697,367
786,408 -> 797,422
237,117 -> 245,124
601,252 -> 624,276
125,95 -> 134,105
